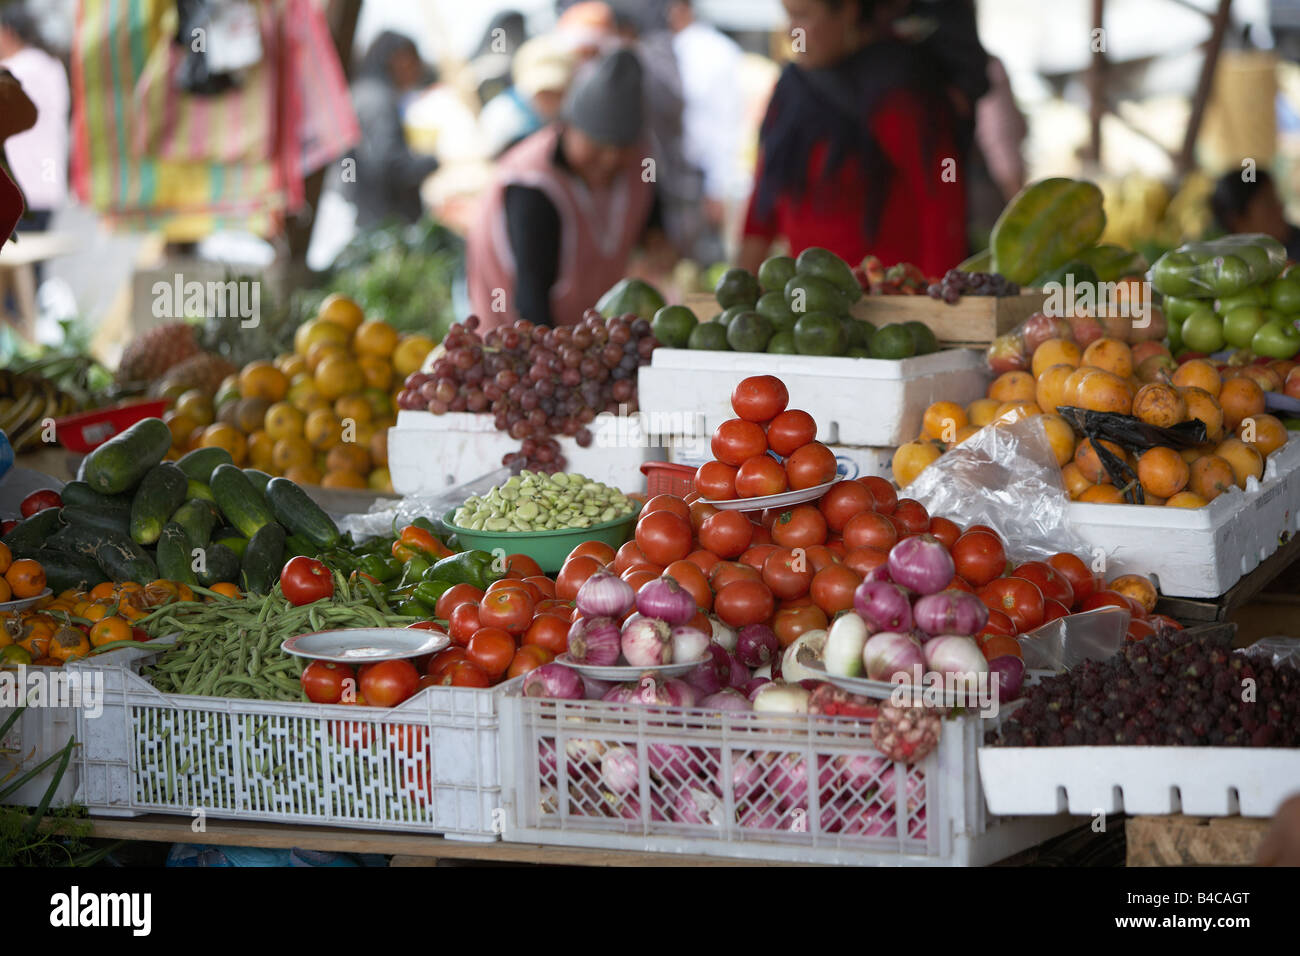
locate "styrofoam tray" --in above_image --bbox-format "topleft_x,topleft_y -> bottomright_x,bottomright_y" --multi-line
977,746 -> 1300,817
636,348 -> 990,447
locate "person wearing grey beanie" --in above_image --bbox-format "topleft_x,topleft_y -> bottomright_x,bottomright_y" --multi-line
468,49 -> 671,330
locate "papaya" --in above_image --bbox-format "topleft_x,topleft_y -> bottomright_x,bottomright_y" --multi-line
990,178 -> 1107,286
957,249 -> 992,272
595,278 -> 666,321
1074,244 -> 1148,282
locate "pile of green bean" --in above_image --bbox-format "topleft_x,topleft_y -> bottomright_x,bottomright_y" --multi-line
139,576 -> 416,701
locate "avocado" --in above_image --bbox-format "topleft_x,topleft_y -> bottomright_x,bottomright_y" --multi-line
766,331 -> 798,354
870,323 -> 916,360
845,346 -> 872,358
726,312 -> 774,352
687,322 -> 730,351
715,268 -> 761,309
902,321 -> 939,356
785,275 -> 850,317
717,304 -> 751,328
652,305 -> 697,348
795,247 -> 862,302
841,316 -> 874,351
793,311 -> 846,356
758,255 -> 798,293
596,278 -> 667,321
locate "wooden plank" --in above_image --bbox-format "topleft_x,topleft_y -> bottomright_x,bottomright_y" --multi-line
1126,814 -> 1267,867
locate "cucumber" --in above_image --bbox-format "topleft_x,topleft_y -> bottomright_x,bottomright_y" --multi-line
81,416 -> 172,494
187,479 -> 216,502
243,469 -> 273,497
171,499 -> 221,547
60,480 -> 134,517
283,533 -> 315,559
197,542 -> 241,587
156,521 -> 198,586
2,507 -> 65,557
210,464 -> 277,539
212,532 -> 248,559
129,462 -> 189,545
47,524 -> 157,582
32,549 -> 107,593
266,477 -> 340,550
60,505 -> 131,538
176,446 -> 234,484
240,521 -> 286,595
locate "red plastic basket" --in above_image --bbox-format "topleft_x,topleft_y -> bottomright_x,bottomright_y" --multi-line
640,461 -> 696,498
53,400 -> 169,453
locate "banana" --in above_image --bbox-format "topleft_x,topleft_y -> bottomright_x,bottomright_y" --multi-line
0,389 -> 41,435
11,415 -> 47,452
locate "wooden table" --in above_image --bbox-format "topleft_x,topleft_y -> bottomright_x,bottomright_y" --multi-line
0,232 -> 80,338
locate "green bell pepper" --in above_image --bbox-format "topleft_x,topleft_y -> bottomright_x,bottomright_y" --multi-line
397,554 -> 431,587
413,579 -> 454,609
423,550 -> 500,590
393,597 -> 434,618
358,553 -> 401,584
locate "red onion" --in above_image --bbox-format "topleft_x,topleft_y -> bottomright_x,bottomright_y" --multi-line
922,635 -> 988,685
987,653 -> 1024,703
661,678 -> 697,708
537,738 -> 558,780
767,754 -> 809,813
673,786 -> 725,825
887,534 -> 955,596
732,752 -> 769,802
845,806 -> 897,837
669,624 -> 711,664
736,624 -> 779,668
601,683 -> 641,706
744,677 -> 771,699
727,654 -> 750,688
621,616 -> 672,666
876,765 -> 926,814
600,746 -> 639,794
579,674 -> 614,700
862,631 -> 924,683
861,564 -> 893,585
853,580 -> 913,633
709,615 -> 737,653
567,616 -> 621,665
700,688 -> 752,713
635,576 -> 697,626
575,570 -> 635,619
685,644 -> 729,695
651,742 -> 699,785
737,796 -> 784,830
523,662 -> 584,699
837,753 -> 888,790
913,589 -> 989,637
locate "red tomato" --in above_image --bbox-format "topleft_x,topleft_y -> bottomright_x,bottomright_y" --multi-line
417,674 -> 440,691
858,476 -> 896,514
977,607 -> 1016,638
769,505 -> 828,549
664,559 -> 713,611
695,460 -> 738,500
427,647 -> 470,677
635,510 -> 693,565
891,499 -> 930,535
478,587 -> 535,634
1047,553 -> 1097,607
19,489 -> 62,518
487,578 -> 541,603
685,549 -> 721,575
641,494 -> 691,521
301,660 -> 355,704
709,561 -> 762,591
818,480 -> 874,533
824,537 -> 846,558
765,409 -> 817,457
978,578 -> 1046,633
773,604 -> 828,648
928,516 -> 962,550
688,499 -> 719,532
442,661 -> 491,688
360,659 -> 420,707
504,553 -> 543,578
761,547 -> 814,600
687,608 -> 711,634
712,419 -> 768,467
735,454 -> 788,498
1042,598 -> 1071,624
557,555 -> 604,601
522,613 -> 571,655
448,603 -> 482,646
1126,619 -> 1155,642
739,543 -> 780,573
801,544 -> 841,573
1081,589 -> 1147,620
842,511 -> 897,552
567,540 -> 616,565
810,564 -> 861,616
280,556 -> 335,607
622,568 -> 659,592
1148,613 -> 1184,634
749,522 -> 772,545
843,546 -> 889,577
1011,561 -> 1074,608
699,510 -> 755,559
466,627 -> 517,679
613,541 -> 649,575
535,598 -> 574,616
507,644 -> 554,679
951,531 -> 1007,588
967,524 -> 999,537
523,575 -> 557,600
785,442 -> 837,490
731,375 -> 789,423
713,579 -> 775,628
945,575 -> 976,594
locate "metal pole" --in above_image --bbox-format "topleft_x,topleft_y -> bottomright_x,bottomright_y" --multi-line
1178,0 -> 1234,173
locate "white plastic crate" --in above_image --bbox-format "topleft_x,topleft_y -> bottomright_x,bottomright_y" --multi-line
500,695 -> 1079,865
636,348 -> 990,448
666,438 -> 895,483
1066,436 -> 1300,598
388,410 -> 664,496
978,746 -> 1300,817
0,689 -> 78,808
74,666 -> 509,839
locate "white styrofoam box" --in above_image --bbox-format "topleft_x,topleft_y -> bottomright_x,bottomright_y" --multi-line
667,438 -> 895,483
501,694 -> 1079,865
1065,436 -> 1300,599
636,348 -> 990,447
388,410 -> 665,496
978,747 -> 1300,817
75,666 -> 510,839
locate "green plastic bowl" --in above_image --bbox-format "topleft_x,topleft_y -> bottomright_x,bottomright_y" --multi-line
442,508 -> 640,574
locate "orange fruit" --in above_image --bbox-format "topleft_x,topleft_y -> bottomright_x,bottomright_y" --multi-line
921,401 -> 968,442
283,464 -> 323,486
980,634 -> 1022,662
89,581 -> 117,601
1214,438 -> 1264,489
164,411 -> 201,450
1061,462 -> 1091,499
245,429 -> 274,471
0,578 -> 10,602
1218,377 -> 1266,432
392,334 -> 435,377
1171,358 -> 1221,397
89,616 -> 132,647
272,435 -> 314,473
275,353 -> 309,380
16,622 -> 51,657
306,341 -> 347,375
321,469 -> 369,490
1081,337 -> 1133,378
1031,338 -> 1082,378
317,293 -> 366,334
0,542 -> 10,576
993,401 -> 1042,423
1060,367 -> 1094,407
1039,413 -> 1077,467
951,424 -> 981,446
1074,368 -> 1133,415
965,398 -> 1001,427
1188,455 -> 1236,502
891,439 -> 943,487
1132,383 -> 1187,429
988,371 -> 1037,404
304,409 -> 343,451
334,394 -> 373,426
314,354 -> 365,400
1109,573 -> 1158,613
353,319 -> 399,358
1136,446 -> 1190,499
369,430 -> 390,468
1143,493 -> 1167,506
1166,491 -> 1208,508
1074,438 -> 1127,484
207,582 -> 243,601
294,317 -> 350,357
1179,387 -> 1224,442
238,361 -> 289,403
1237,412 -> 1287,457
263,402 -> 306,442
5,559 -> 46,598
1035,364 -> 1076,414
199,423 -> 248,466
1078,484 -> 1126,503
326,443 -> 371,475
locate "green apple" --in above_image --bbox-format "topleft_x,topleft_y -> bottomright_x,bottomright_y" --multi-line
1166,314 -> 1183,353
1222,305 -> 1267,350
1270,274 -> 1300,314
1162,294 -> 1199,323
1216,287 -> 1267,313
1251,317 -> 1300,360
1152,251 -> 1199,297
1181,307 -> 1226,353
1203,254 -> 1252,298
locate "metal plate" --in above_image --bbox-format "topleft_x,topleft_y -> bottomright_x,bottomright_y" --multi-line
554,652 -> 708,680
701,479 -> 838,510
281,627 -> 450,663
0,588 -> 53,613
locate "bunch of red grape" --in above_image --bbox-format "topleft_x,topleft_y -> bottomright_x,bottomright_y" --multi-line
927,269 -> 1019,304
395,311 -> 658,472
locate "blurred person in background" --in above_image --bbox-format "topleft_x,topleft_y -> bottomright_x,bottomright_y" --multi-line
555,2 -> 618,62
344,31 -> 439,229
1211,168 -> 1300,260
467,10 -> 527,107
739,0 -> 968,277
0,4 -> 68,237
967,55 -> 1027,239
468,49 -> 668,329
0,67 -> 37,243
479,34 -> 576,159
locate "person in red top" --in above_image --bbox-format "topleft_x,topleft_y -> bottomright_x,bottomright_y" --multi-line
739,0 -> 970,278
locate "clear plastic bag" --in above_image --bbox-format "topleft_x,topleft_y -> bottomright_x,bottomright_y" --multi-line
1149,233 -> 1286,299
986,292 -> 1166,374
1237,636 -> 1300,668
336,466 -> 513,541
904,413 -> 1087,562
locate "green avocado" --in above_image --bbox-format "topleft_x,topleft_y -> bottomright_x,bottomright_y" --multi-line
793,311 -> 846,356
596,278 -> 667,320
795,247 -> 862,302
726,312 -> 774,352
687,322 -> 730,351
715,268 -> 761,309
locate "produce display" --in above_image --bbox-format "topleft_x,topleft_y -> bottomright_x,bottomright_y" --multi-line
0,364 -> 97,453
984,177 -> 1109,286
926,269 -> 1020,303
451,472 -> 637,532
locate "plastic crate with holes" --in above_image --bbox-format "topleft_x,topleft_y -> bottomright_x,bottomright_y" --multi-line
499,694 -> 1079,865
73,663 -> 512,840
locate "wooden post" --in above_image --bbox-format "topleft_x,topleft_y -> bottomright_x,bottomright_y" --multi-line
1178,0 -> 1234,173
1086,0 -> 1106,163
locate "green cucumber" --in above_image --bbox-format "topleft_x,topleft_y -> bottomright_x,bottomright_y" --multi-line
197,542 -> 241,587
60,505 -> 131,538
243,469 -> 273,498
171,499 -> 221,547
265,477 -> 340,550
32,549 -> 107,593
210,464 -> 277,539
129,462 -> 189,545
156,522 -> 198,585
213,532 -> 248,559
59,480 -> 134,517
240,521 -> 286,595
2,507 -> 65,558
81,416 -> 172,494
176,446 -> 234,484
47,524 -> 157,582
187,479 -> 216,502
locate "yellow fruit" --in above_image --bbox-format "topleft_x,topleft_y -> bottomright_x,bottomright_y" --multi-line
364,387 -> 393,421
353,319 -> 399,358
1035,364 -> 1076,415
263,402 -> 306,442
369,430 -> 390,468
317,293 -> 366,334
246,430 -> 276,471
175,389 -> 215,426
295,393 -> 333,417
164,411 -> 201,450
334,393 -> 373,426
235,397 -> 273,435
275,353 -> 308,380
921,401 -> 968,442
214,376 -> 241,408
306,341 -> 347,375
315,354 -> 364,400
392,334 -> 435,377
295,318 -> 350,357
358,355 -> 393,390
966,398 -> 1001,428
238,361 -> 289,403
368,467 -> 394,493
1031,339 -> 1082,378
326,443 -> 371,475
1214,437 -> 1264,489
1166,491 -> 1209,508
349,421 -> 376,454
199,424 -> 247,466
283,464 -> 322,486
1039,413 -> 1077,467
993,401 -> 1042,422
271,436 -> 314,473
892,439 -> 943,487
305,409 -> 343,451
321,469 -> 369,490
